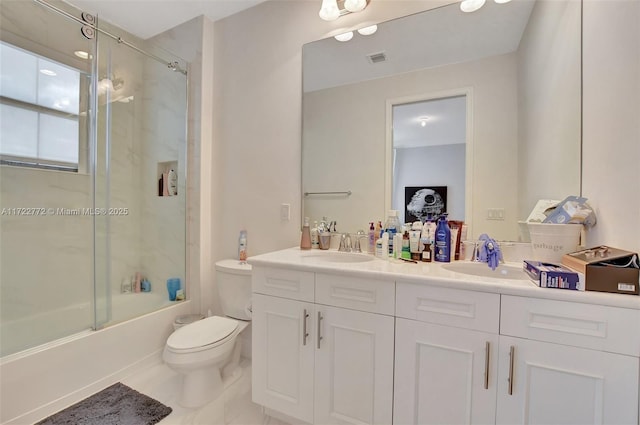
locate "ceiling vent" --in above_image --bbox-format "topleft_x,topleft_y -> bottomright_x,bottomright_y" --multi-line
366,52 -> 387,64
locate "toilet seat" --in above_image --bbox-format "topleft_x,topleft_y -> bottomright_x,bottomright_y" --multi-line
166,316 -> 239,354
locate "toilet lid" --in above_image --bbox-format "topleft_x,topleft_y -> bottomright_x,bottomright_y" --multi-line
167,316 -> 238,351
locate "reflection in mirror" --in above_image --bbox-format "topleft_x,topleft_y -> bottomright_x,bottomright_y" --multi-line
302,0 -> 581,240
392,95 -> 467,224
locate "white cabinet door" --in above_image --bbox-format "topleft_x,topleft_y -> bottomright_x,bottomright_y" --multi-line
314,305 -> 394,425
496,336 -> 639,425
252,294 -> 315,423
393,318 -> 499,425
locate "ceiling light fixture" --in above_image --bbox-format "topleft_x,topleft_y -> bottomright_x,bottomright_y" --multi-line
419,116 -> 430,127
460,0 -> 486,13
319,0 -> 340,21
319,0 -> 370,21
74,50 -> 90,59
461,0 -> 511,13
334,31 -> 354,42
357,24 -> 378,36
344,0 -> 367,13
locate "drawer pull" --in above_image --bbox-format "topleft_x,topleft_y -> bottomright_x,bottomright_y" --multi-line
484,341 -> 490,390
317,311 -> 324,349
508,345 -> 515,395
303,309 -> 309,346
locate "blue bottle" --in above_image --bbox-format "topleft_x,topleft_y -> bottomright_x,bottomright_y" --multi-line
434,214 -> 451,262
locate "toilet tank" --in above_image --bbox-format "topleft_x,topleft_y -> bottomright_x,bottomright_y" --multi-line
215,259 -> 252,320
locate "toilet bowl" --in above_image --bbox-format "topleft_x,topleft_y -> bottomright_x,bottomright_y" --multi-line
162,259 -> 252,408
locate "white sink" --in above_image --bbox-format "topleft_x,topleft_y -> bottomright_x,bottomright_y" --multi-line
301,252 -> 375,264
442,262 -> 529,280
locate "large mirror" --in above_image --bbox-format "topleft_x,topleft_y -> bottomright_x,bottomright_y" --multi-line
302,0 -> 581,241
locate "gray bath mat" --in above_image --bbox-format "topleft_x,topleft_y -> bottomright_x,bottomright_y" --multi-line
35,382 -> 172,425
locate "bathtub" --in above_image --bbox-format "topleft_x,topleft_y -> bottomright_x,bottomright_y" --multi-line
0,293 -> 176,357
0,297 -> 193,424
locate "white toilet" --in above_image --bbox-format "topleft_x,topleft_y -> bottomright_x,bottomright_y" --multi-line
163,259 -> 252,408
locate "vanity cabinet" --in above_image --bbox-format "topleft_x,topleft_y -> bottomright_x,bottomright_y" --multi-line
252,293 -> 315,423
250,254 -> 640,425
495,336 -> 638,424
495,295 -> 640,425
394,283 -> 501,425
252,267 -> 395,425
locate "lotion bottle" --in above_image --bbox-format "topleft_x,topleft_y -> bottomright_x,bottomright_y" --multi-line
434,214 -> 451,262
300,217 -> 312,250
367,222 -> 376,255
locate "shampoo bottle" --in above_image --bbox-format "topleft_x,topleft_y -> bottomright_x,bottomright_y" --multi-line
434,214 -> 451,262
168,169 -> 177,196
300,217 -> 312,250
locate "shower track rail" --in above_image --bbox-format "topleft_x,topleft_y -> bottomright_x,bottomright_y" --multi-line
32,0 -> 187,75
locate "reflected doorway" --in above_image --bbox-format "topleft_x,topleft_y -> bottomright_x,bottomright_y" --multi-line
390,94 -> 468,226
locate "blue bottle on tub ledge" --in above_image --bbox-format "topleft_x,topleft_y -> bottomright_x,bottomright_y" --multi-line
167,278 -> 181,301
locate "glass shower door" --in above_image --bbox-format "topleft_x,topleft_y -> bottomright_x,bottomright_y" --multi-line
94,22 -> 187,327
0,0 -> 96,356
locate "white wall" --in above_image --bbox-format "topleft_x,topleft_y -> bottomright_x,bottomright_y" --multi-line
582,0 -> 640,253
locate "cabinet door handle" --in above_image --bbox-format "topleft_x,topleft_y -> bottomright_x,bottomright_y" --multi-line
317,311 -> 323,349
484,341 -> 490,390
508,345 -> 515,395
302,309 -> 309,346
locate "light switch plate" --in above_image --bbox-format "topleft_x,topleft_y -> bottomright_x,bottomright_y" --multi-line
280,203 -> 290,221
487,208 -> 505,220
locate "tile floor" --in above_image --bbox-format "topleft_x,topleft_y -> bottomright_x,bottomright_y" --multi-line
121,358 -> 290,425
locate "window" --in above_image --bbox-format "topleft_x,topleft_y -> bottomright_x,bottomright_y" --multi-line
0,42 -> 82,171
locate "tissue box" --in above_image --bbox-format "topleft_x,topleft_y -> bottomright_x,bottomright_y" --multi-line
523,260 -> 584,290
562,246 -> 639,295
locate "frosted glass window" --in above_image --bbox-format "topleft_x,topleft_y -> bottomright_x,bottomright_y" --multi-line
0,42 -> 81,169
0,43 -> 37,104
39,114 -> 79,163
37,59 -> 80,114
0,104 -> 38,157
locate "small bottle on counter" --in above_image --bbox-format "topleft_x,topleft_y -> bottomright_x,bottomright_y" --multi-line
300,217 -> 312,250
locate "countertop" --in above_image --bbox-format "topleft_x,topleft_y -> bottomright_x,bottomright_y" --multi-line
248,247 -> 640,310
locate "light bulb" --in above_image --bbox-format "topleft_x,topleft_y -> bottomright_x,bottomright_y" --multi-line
319,0 -> 340,21
460,0 -> 486,13
357,25 -> 378,36
334,31 -> 354,42
344,0 -> 367,13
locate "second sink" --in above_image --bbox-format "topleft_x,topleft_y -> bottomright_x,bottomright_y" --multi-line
442,262 -> 529,280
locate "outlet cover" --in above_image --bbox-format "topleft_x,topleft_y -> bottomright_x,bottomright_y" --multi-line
280,203 -> 290,221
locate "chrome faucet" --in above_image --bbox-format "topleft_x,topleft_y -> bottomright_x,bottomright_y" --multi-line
338,233 -> 352,252
352,230 -> 367,253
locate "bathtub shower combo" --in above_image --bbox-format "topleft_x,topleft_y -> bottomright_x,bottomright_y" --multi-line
0,0 -> 188,357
